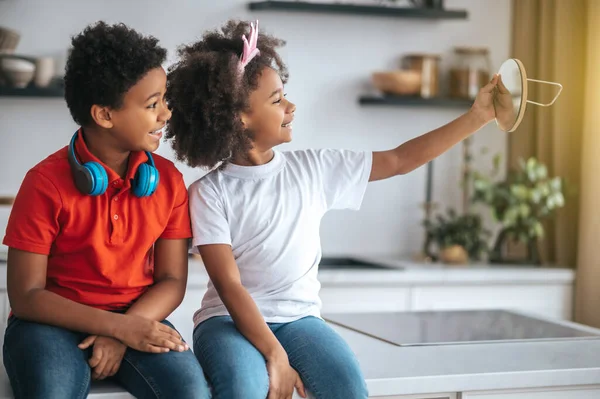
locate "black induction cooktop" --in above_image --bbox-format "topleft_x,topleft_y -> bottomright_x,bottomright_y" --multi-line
324,309 -> 600,346
318,257 -> 398,270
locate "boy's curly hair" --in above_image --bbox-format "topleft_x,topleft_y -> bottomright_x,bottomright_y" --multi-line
64,21 -> 167,126
165,20 -> 288,169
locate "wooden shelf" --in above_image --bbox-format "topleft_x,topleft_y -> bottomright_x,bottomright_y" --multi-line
0,197 -> 15,206
0,79 -> 64,98
248,1 -> 468,19
359,95 -> 473,107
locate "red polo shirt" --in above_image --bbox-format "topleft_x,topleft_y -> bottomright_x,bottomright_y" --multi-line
3,130 -> 192,310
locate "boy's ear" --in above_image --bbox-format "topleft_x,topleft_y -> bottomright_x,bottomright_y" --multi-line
90,105 -> 114,129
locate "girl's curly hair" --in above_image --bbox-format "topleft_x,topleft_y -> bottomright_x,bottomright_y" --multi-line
165,20 -> 288,169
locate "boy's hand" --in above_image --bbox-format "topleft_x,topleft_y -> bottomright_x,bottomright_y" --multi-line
113,314 -> 188,353
79,335 -> 126,380
469,74 -> 500,126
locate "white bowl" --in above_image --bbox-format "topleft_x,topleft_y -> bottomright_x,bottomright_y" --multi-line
2,57 -> 35,72
1,58 -> 35,87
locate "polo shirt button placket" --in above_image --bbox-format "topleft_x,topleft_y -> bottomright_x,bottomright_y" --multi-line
110,180 -> 122,241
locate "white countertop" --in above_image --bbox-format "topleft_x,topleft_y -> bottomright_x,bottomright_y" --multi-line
0,256 -> 575,291
332,312 -> 600,396
1,311 -> 597,398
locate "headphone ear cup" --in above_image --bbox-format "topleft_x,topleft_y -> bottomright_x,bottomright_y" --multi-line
146,165 -> 159,196
133,163 -> 159,197
71,164 -> 94,195
86,162 -> 109,196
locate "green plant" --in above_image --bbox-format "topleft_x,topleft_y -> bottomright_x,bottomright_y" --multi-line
423,208 -> 491,260
472,156 -> 565,244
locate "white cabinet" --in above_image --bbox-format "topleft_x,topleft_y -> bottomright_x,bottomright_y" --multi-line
462,385 -> 600,398
371,385 -> 600,399
318,283 -> 573,320
167,288 -> 206,346
371,394 -> 456,399
320,287 -> 410,313
411,284 -> 573,320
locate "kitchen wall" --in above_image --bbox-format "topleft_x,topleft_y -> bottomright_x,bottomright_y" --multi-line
0,0 -> 511,257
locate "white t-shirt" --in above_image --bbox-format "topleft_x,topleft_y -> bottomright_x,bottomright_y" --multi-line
189,149 -> 373,326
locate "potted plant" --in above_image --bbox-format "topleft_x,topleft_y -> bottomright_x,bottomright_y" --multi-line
423,208 -> 491,265
472,156 -> 565,265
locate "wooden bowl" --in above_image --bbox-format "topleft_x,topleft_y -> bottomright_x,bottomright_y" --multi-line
372,70 -> 421,96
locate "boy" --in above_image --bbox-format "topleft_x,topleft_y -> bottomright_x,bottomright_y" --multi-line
2,21 -> 209,398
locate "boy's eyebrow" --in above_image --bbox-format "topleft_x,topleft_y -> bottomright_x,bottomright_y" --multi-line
145,92 -> 161,102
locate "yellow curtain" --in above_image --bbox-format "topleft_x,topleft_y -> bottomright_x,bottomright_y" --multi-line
575,0 -> 600,328
509,0 -> 586,267
511,0 -> 600,327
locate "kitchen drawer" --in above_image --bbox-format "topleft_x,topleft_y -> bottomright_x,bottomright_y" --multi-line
461,385 -> 600,398
371,394 -> 456,399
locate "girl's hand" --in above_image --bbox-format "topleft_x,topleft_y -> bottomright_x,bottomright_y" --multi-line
470,74 -> 500,125
494,74 -> 518,131
266,356 -> 307,399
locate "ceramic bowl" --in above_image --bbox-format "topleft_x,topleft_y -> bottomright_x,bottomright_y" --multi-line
1,57 -> 35,87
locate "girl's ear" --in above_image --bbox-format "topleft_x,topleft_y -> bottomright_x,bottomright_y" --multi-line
240,112 -> 250,129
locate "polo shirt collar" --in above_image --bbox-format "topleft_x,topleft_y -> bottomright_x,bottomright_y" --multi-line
74,128 -> 150,186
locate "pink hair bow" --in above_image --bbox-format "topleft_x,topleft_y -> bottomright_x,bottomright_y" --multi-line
238,21 -> 260,74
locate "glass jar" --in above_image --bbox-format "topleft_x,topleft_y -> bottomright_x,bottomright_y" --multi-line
402,53 -> 441,98
449,47 -> 491,99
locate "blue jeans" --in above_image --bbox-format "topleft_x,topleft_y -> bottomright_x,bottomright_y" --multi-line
3,317 -> 210,399
194,315 -> 368,399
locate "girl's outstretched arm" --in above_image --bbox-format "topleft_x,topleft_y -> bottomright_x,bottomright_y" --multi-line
369,74 -> 499,182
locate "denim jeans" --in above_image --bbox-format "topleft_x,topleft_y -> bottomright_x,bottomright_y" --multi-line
194,315 -> 368,399
3,316 -> 210,399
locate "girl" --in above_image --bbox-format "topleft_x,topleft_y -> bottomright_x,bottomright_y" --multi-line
166,20 -> 499,399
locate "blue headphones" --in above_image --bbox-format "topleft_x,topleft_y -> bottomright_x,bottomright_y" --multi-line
67,131 -> 159,197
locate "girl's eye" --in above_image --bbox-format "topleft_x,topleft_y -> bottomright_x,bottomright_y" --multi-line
273,94 -> 288,104
147,102 -> 158,109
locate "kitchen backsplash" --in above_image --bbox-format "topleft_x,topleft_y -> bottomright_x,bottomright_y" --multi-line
0,0 -> 511,257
